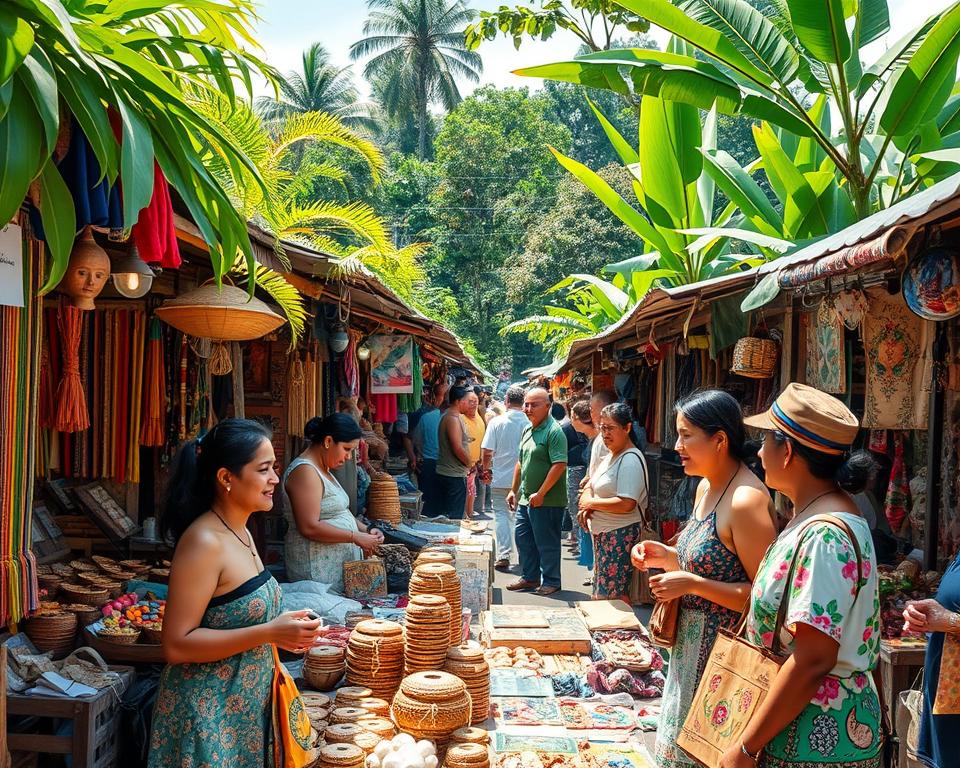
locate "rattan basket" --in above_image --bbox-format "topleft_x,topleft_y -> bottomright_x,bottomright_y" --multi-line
62,603 -> 101,626
60,583 -> 109,606
731,336 -> 778,379
97,627 -> 141,645
23,611 -> 77,658
140,625 -> 163,644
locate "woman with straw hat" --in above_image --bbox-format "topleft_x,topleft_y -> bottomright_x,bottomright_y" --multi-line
720,383 -> 883,768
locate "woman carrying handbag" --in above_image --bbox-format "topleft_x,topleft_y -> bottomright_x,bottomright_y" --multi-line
719,384 -> 882,768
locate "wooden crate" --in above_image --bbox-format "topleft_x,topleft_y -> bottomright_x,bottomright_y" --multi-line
6,668 -> 134,768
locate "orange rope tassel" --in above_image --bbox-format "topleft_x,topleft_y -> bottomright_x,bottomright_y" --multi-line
54,304 -> 89,432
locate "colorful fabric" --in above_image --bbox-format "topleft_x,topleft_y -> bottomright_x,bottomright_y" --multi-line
655,503 -> 750,768
805,303 -> 845,394
148,571 -> 281,767
862,288 -> 932,429
369,393 -> 397,424
132,162 -> 182,268
592,522 -> 641,600
883,432 -> 910,533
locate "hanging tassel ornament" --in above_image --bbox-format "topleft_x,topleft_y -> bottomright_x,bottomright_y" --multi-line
54,302 -> 90,432
208,340 -> 233,375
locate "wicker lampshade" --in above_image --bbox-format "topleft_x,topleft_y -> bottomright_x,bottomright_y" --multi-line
156,283 -> 285,341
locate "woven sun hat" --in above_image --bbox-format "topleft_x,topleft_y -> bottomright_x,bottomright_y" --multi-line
744,382 -> 859,455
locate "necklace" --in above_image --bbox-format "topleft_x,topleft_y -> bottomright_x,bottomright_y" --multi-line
785,489 -> 837,530
213,510 -> 256,558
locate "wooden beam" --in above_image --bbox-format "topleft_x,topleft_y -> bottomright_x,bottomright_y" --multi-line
924,322 -> 946,570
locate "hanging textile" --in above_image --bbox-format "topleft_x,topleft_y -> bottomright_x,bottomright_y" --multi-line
1,218 -> 43,626
804,302 -> 846,394
834,290 -> 869,331
396,343 -> 423,413
132,162 -> 182,268
54,303 -> 90,432
709,293 -> 749,359
884,432 -> 910,534
862,289 -> 933,429
342,333 -> 359,397
288,356 -> 306,438
140,317 -> 167,446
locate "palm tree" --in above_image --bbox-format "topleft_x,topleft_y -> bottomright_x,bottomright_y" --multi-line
256,43 -> 376,133
350,0 -> 483,159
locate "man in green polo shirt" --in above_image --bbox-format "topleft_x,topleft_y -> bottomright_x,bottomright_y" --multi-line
505,387 -> 568,596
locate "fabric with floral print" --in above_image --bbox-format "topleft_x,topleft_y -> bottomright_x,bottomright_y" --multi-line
592,522 -> 641,600
747,512 -> 882,768
655,506 -> 749,768
148,571 -> 281,768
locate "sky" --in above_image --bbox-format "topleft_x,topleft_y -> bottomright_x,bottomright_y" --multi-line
251,0 -> 956,100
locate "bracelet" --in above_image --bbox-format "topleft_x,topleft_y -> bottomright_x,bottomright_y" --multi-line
741,743 -> 761,763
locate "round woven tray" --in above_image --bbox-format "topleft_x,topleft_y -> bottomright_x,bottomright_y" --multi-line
414,551 -> 454,568
69,559 -> 98,572
451,727 -> 491,745
59,583 -> 109,606
318,742 -> 364,767
446,743 -> 490,766
324,723 -> 365,743
353,619 -> 403,638
329,707 -> 371,724
335,686 -> 372,706
356,716 -> 395,738
355,697 -> 389,716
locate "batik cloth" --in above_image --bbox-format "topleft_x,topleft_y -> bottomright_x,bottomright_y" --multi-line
805,302 -> 845,394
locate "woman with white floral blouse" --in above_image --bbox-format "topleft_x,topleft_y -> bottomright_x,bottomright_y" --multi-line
719,384 -> 882,768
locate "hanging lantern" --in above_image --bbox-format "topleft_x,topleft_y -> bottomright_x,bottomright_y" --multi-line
112,246 -> 155,299
156,282 -> 285,340
357,342 -> 371,361
329,321 -> 350,353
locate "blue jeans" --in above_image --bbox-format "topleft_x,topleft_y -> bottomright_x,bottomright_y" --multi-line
515,504 -> 564,589
417,458 -> 438,517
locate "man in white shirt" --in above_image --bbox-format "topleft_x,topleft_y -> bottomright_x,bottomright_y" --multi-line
481,385 -> 529,571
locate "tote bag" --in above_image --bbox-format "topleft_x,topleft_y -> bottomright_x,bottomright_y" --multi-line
271,645 -> 315,768
677,515 -> 864,768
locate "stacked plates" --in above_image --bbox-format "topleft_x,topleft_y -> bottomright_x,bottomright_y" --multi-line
345,619 -> 405,700
451,727 -> 491,746
408,563 -> 462,647
316,743 -> 365,768
367,473 -> 401,525
330,707 -> 370,725
403,594 -> 452,675
356,716 -> 396,739
413,550 -> 454,569
445,644 -> 491,725
301,692 -> 331,733
355,697 -> 390,717
445,743 -> 490,768
324,723 -> 366,744
391,671 -> 471,750
304,645 -> 346,691
335,686 -> 373,708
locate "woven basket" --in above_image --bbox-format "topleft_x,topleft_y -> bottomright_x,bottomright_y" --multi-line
98,627 -> 141,645
140,625 -> 163,644
62,603 -> 101,626
60,583 -> 109,606
23,611 -> 78,658
304,666 -> 343,691
156,283 -> 286,341
731,336 -> 778,379
37,574 -> 62,595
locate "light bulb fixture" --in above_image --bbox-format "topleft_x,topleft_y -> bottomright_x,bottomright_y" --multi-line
357,342 -> 371,361
112,247 -> 154,299
328,321 -> 350,353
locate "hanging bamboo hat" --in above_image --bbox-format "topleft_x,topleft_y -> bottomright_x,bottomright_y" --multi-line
156,281 -> 284,340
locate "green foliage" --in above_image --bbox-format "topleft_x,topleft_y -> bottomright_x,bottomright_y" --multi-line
521,0 -> 960,217
1,0 -> 280,293
464,1 -> 649,52
350,0 -> 482,159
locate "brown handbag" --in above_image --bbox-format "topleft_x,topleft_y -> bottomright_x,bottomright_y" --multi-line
650,597 -> 680,648
676,514 -> 864,768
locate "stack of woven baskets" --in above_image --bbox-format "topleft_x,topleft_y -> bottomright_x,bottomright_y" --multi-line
345,619 -> 405,699
323,723 -> 380,756
445,644 -> 491,725
366,473 -> 401,525
23,609 -> 77,658
403,594 -> 452,675
316,743 -> 365,768
413,549 -> 454,569
445,743 -> 490,768
391,671 -> 472,750
408,563 -> 462,647
301,692 -> 331,734
304,645 -> 345,691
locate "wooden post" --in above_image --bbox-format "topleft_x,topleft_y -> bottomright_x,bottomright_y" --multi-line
924,322 -> 946,571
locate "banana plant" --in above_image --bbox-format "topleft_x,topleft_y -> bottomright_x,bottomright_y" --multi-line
1,0 -> 283,293
516,0 -> 960,218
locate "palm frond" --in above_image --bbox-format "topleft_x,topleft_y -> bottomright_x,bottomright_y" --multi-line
272,111 -> 385,182
230,257 -> 308,350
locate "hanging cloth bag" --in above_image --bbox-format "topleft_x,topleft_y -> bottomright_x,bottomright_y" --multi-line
677,514 -> 864,768
271,644 -> 315,767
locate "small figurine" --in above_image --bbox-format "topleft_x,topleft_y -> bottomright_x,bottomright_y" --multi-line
59,226 -> 110,309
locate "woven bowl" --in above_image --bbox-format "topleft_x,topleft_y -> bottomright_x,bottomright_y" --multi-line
98,627 -> 141,645
23,611 -> 77,658
59,583 -> 109,606
140,625 -> 163,644
391,689 -> 471,738
446,743 -> 490,766
451,727 -> 491,745
61,603 -> 101,626
69,559 -> 98,572
335,686 -> 372,706
304,666 -> 343,691
400,671 -> 467,703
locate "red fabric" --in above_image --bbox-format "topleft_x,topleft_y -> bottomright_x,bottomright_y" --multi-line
132,162 -> 181,268
369,393 -> 398,424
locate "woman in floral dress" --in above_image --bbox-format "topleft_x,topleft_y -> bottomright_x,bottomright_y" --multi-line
149,419 -> 322,768
721,384 -> 882,768
632,390 -> 776,768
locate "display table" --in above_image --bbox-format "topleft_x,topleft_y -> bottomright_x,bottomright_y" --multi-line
6,667 -> 134,767
879,638 -> 927,723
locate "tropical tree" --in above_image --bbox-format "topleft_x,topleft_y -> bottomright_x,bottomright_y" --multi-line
255,43 -> 376,133
1,0 -> 279,292
350,0 -> 483,159
518,0 -> 960,219
464,1 -> 649,52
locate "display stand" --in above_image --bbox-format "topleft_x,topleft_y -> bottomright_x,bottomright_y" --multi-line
879,638 -> 927,723
6,668 -> 134,768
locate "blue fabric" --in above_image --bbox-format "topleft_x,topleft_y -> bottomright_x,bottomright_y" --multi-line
515,504 -> 564,588
919,553 -> 960,768
434,473 -> 465,520
418,408 -> 442,460
578,525 -> 594,570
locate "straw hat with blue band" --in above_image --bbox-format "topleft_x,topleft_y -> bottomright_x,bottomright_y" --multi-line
743,383 -> 859,456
